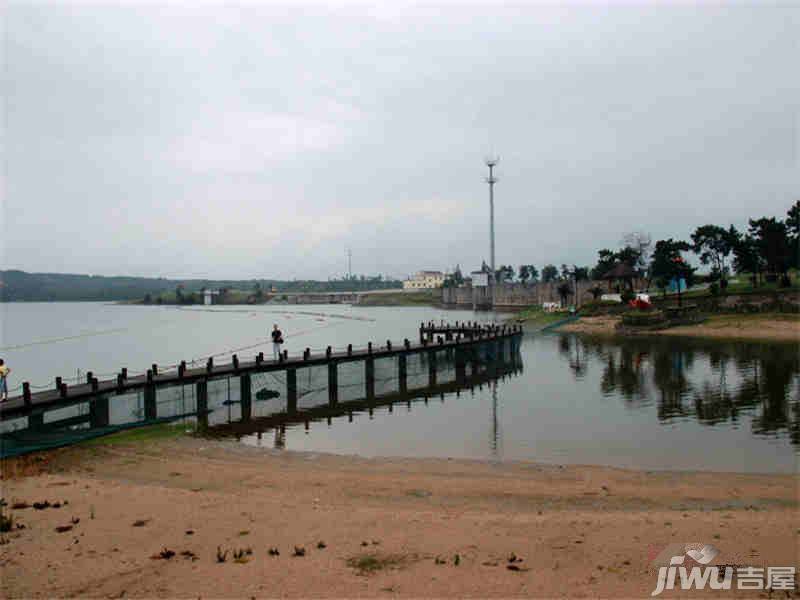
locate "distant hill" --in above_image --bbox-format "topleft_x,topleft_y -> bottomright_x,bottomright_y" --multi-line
0,270 -> 401,302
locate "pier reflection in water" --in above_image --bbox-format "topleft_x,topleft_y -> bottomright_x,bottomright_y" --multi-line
205,344 -> 524,458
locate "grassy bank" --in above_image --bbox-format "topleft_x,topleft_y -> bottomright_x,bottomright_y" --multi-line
77,423 -> 192,448
128,289 -> 439,307
512,306 -> 573,328
356,290 -> 438,306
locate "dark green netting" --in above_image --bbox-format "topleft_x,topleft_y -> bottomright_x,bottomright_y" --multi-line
0,411 -> 204,459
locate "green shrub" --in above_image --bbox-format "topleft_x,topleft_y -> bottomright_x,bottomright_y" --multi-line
621,309 -> 666,327
579,300 -> 626,316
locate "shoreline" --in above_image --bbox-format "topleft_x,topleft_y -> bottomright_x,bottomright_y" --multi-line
1,435 -> 797,598
553,312 -> 800,342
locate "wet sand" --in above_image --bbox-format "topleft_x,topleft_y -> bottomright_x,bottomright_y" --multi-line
1,436 -> 797,598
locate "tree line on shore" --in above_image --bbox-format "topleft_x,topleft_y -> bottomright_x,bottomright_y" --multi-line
0,271 -> 402,303
445,201 -> 799,299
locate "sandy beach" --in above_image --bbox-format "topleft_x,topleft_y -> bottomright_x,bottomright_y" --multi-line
558,313 -> 800,342
1,435 -> 797,598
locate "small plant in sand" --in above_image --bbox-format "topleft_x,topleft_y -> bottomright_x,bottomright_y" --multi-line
232,548 -> 252,564
0,508 -> 12,533
506,552 -> 530,572
150,548 -> 175,560
216,546 -> 228,563
346,553 -> 413,576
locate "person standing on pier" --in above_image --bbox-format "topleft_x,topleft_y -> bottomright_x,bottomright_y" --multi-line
0,359 -> 10,402
271,324 -> 284,360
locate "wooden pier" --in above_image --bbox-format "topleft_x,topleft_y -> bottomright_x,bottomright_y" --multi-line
0,324 -> 523,434
419,321 -> 507,342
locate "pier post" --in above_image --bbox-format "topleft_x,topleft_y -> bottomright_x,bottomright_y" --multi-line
90,395 -> 110,428
428,349 -> 437,386
365,357 -> 375,401
328,362 -> 338,406
28,412 -> 44,430
144,382 -> 157,421
455,347 -> 466,383
240,374 -> 252,421
470,343 -> 480,375
398,353 -> 407,394
196,380 -> 208,429
286,368 -> 297,414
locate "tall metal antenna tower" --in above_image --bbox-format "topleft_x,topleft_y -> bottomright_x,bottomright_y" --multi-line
485,156 -> 499,308
347,248 -> 352,280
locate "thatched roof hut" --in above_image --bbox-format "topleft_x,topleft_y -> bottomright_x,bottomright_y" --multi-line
601,262 -> 637,289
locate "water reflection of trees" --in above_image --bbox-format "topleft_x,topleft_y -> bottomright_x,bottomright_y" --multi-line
557,334 -> 799,445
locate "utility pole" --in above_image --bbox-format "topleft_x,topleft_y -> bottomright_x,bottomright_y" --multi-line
485,157 -> 499,308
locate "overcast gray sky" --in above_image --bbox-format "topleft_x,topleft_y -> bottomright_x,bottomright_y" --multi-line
2,1 -> 798,280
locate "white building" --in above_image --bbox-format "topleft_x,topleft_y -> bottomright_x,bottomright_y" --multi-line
470,271 -> 489,288
403,270 -> 445,290
202,289 -> 220,305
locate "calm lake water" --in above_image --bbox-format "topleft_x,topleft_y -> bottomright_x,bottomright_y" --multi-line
1,302 -> 797,473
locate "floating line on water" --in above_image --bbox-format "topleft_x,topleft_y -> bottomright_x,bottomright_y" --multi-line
172,306 -> 376,322
0,327 -> 131,352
